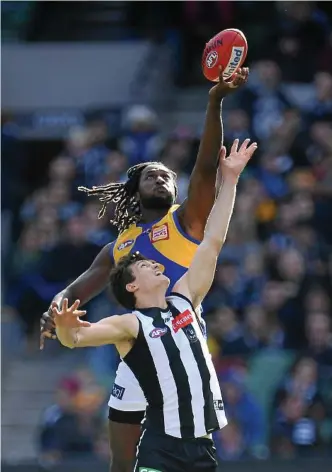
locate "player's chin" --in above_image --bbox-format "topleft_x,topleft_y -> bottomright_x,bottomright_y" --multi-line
143,194 -> 174,210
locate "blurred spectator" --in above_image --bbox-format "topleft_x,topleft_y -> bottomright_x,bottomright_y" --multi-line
119,105 -> 163,166
39,374 -> 107,466
239,61 -> 291,142
273,2 -> 328,82
219,369 -> 265,458
9,217 -> 100,343
214,420 -> 248,461
207,306 -> 251,357
305,312 -> 332,366
271,357 -> 328,457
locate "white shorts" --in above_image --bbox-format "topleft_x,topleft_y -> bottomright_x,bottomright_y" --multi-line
108,360 -> 147,412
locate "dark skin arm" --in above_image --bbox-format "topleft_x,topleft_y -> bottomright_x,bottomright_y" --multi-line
177,67 -> 249,241
40,243 -> 113,348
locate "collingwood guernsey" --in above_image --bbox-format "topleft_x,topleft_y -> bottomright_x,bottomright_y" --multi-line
122,293 -> 227,438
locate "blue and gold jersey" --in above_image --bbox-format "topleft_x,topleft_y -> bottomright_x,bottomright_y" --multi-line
109,205 -> 200,295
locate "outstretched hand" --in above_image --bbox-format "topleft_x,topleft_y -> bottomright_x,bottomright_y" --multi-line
52,299 -> 90,329
209,66 -> 249,101
220,138 -> 258,183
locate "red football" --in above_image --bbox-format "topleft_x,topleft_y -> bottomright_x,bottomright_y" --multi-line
202,29 -> 248,82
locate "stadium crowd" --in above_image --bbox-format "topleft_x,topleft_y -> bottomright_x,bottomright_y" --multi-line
2,0 -> 332,467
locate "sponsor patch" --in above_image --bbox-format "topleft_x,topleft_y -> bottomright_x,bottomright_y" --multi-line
111,383 -> 125,400
151,224 -> 169,243
206,50 -> 218,69
172,309 -> 193,333
149,327 -> 168,339
223,46 -> 245,79
117,239 -> 134,251
214,399 -> 224,411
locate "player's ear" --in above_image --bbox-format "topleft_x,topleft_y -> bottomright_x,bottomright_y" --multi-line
126,282 -> 138,294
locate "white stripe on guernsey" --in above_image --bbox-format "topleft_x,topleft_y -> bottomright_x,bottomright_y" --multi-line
168,296 -> 227,431
137,313 -> 181,438
199,331 -> 228,429
167,313 -> 206,437
133,427 -> 146,472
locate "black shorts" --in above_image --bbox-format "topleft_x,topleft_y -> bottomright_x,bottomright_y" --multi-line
108,406 -> 145,425
134,429 -> 218,472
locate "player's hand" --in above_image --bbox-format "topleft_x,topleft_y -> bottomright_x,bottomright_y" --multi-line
220,138 -> 257,183
40,303 -> 58,350
209,66 -> 249,100
52,298 -> 90,329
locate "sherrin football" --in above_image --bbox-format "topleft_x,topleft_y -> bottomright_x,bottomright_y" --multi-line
202,28 -> 248,82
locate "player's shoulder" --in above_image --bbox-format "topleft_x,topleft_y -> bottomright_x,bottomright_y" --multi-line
166,290 -> 193,310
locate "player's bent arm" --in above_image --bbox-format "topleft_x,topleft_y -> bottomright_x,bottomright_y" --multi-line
56,314 -> 137,349
52,243 -> 114,308
174,178 -> 237,308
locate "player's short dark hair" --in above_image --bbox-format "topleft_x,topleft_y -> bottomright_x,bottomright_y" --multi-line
110,252 -> 147,310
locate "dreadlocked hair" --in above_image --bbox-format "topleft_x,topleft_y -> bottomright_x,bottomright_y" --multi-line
78,162 -> 177,234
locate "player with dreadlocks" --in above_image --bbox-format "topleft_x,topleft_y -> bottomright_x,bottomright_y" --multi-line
40,67 -> 249,472
78,161 -> 178,234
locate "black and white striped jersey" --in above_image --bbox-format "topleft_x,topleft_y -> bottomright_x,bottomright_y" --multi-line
123,292 -> 227,438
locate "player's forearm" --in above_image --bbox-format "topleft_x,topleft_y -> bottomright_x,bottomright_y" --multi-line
204,177 -> 237,251
195,97 -> 223,173
52,289 -> 72,309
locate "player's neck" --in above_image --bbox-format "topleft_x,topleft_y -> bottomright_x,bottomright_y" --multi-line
140,208 -> 169,224
135,289 -> 168,311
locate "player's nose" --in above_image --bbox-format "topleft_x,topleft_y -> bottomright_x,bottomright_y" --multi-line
155,175 -> 166,185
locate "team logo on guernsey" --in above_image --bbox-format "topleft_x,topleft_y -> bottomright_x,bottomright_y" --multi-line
185,326 -> 198,343
151,223 -> 169,243
149,327 -> 168,338
117,239 -> 134,251
172,309 -> 193,333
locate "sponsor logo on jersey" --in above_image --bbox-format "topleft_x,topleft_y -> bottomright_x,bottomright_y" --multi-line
206,51 -> 218,69
111,383 -> 125,400
172,309 -> 193,333
223,46 -> 245,79
214,399 -> 224,411
117,239 -> 134,251
149,327 -> 168,338
151,223 -> 169,243
185,326 -> 198,343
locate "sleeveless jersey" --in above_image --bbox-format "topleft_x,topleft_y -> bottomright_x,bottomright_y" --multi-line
108,205 -> 207,413
109,205 -> 200,295
123,293 -> 227,438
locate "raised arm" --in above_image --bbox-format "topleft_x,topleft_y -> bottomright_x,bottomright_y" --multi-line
177,67 -> 249,241
174,139 -> 257,308
40,242 -> 114,349
54,299 -> 137,349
